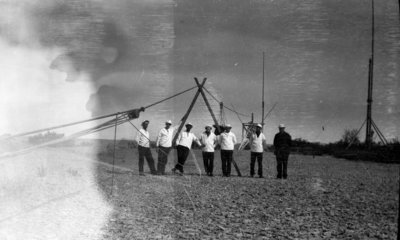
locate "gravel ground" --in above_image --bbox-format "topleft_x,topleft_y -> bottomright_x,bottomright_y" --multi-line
1,142 -> 398,239
96,149 -> 399,240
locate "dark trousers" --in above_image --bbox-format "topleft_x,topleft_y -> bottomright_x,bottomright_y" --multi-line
221,150 -> 233,176
276,152 -> 289,178
175,145 -> 190,173
250,152 -> 263,177
138,146 -> 156,173
202,152 -> 214,174
157,146 -> 171,175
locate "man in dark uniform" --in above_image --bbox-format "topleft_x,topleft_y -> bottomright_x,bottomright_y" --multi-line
273,124 -> 292,179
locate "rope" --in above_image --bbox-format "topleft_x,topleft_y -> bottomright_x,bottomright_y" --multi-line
143,86 -> 197,109
263,103 -> 277,121
5,86 -> 197,140
0,115 -> 130,159
203,87 -> 250,118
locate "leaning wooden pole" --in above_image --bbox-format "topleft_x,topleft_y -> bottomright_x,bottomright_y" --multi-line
195,78 -> 221,133
172,78 -> 207,145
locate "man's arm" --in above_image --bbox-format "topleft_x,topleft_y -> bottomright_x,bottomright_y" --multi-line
175,132 -> 182,146
232,133 -> 237,145
156,129 -> 162,147
135,131 -> 141,148
262,133 -> 267,150
194,134 -> 202,147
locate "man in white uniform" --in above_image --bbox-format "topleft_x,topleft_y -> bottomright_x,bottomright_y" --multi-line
172,122 -> 201,174
156,120 -> 174,175
136,120 -> 157,176
199,125 -> 217,176
249,123 -> 267,178
218,124 -> 237,177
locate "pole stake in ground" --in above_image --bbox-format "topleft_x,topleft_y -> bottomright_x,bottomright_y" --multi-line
111,114 -> 118,196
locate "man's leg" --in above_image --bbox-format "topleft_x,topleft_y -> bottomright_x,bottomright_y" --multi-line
276,156 -> 282,178
202,152 -> 209,174
221,150 -> 227,176
250,152 -> 256,177
174,146 -> 183,172
144,147 -> 156,174
138,146 -> 145,174
179,146 -> 190,173
257,153 -> 263,177
157,148 -> 164,174
209,152 -> 214,176
175,146 -> 189,173
283,154 -> 289,179
226,150 -> 233,177
157,147 -> 169,175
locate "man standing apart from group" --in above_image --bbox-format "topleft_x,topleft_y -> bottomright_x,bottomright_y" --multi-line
249,123 -> 267,178
273,124 -> 292,179
219,124 -> 236,177
172,123 -> 201,174
156,120 -> 174,175
199,125 -> 217,176
136,120 -> 157,176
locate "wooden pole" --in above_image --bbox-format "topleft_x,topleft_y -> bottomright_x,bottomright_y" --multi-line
172,78 -> 207,145
110,114 -> 118,196
195,78 -> 221,133
261,52 -> 265,129
366,58 -> 373,147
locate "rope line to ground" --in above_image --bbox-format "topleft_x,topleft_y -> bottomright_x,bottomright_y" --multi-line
0,115 -> 130,159
4,86 -> 198,140
202,87 -> 250,118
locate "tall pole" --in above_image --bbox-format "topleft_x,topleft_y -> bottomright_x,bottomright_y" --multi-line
365,0 -> 375,148
111,114 -> 118,196
261,52 -> 265,129
366,58 -> 373,148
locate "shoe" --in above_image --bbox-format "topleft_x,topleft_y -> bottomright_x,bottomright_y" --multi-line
259,175 -> 264,178
250,175 -> 254,178
277,175 -> 282,179
209,173 -> 213,177
139,172 -> 145,176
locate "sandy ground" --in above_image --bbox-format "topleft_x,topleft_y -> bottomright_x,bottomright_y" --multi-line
0,142 -> 112,240
0,141 -> 399,239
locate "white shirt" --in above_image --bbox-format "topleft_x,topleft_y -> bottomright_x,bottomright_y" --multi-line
176,131 -> 200,149
199,132 -> 217,152
156,127 -> 174,148
136,128 -> 150,148
249,132 -> 266,153
219,131 -> 237,150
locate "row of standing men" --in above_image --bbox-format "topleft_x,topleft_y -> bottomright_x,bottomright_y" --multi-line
136,120 -> 292,178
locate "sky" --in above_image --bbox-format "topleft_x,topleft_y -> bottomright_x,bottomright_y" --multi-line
0,0 -> 399,143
